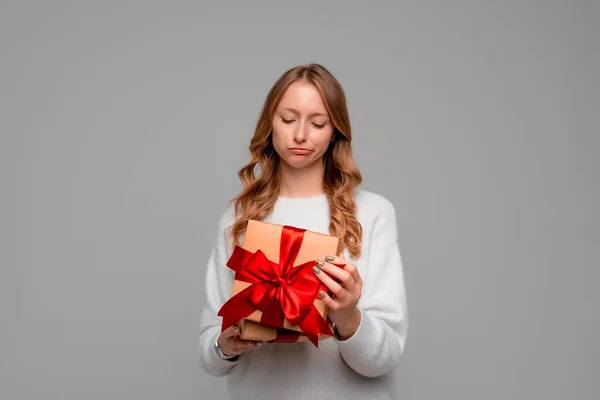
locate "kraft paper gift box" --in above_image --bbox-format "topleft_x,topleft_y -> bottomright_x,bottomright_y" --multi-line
218,220 -> 344,346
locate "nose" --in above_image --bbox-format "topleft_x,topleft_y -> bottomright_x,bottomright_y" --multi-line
293,121 -> 307,143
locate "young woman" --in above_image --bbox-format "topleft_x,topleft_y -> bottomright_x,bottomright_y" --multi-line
198,64 -> 408,400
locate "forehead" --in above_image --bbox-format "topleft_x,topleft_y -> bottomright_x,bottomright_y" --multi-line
277,81 -> 328,114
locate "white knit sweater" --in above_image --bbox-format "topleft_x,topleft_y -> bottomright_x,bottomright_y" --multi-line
198,190 -> 408,400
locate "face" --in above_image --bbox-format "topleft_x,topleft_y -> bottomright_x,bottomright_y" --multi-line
271,80 -> 335,170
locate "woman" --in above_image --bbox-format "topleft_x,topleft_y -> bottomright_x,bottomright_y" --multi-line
198,64 -> 408,400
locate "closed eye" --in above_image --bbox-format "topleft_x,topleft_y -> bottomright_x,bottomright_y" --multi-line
281,118 -> 295,124
312,123 -> 326,129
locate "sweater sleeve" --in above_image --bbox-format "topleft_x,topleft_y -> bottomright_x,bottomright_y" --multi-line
197,207 -> 241,377
336,201 -> 408,378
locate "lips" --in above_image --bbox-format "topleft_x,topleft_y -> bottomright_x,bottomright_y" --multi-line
289,148 -> 313,155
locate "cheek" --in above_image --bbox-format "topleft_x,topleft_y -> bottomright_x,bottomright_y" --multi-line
270,123 -> 289,152
316,131 -> 334,152
271,126 -> 281,143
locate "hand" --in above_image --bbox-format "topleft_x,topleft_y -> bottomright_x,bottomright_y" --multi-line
217,325 -> 264,356
312,253 -> 363,340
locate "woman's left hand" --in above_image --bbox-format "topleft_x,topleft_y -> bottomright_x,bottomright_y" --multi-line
312,254 -> 363,339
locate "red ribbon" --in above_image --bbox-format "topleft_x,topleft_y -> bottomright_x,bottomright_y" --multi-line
217,225 -> 336,346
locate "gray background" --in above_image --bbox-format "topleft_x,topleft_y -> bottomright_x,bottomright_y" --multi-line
4,0 -> 598,399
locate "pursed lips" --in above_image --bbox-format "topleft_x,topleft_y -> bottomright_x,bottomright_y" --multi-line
289,148 -> 313,155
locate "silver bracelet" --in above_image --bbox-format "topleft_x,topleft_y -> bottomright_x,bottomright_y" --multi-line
213,338 -> 239,361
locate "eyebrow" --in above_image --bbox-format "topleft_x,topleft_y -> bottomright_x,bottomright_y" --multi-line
280,107 -> 329,118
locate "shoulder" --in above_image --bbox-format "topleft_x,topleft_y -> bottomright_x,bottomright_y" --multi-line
354,189 -> 397,221
353,189 -> 399,252
212,201 -> 239,251
217,201 -> 238,231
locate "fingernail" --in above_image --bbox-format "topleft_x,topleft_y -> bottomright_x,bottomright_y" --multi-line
319,290 -> 326,299
312,265 -> 321,274
325,256 -> 334,261
234,328 -> 240,334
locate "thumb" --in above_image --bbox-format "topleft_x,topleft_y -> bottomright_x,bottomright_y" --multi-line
221,325 -> 241,338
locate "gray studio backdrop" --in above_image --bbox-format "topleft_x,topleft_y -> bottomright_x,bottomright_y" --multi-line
4,1 -> 598,399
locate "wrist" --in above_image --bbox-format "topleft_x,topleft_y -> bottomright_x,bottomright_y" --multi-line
215,336 -> 238,361
217,336 -> 230,355
333,307 -> 361,340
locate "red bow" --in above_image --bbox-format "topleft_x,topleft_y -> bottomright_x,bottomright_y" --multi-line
218,225 -> 335,346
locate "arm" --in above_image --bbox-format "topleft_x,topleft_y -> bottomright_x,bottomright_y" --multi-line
197,208 -> 241,377
336,202 -> 409,378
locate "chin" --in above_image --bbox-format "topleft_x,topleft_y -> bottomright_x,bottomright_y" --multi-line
280,156 -> 318,170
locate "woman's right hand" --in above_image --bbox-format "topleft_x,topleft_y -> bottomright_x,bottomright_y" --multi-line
217,325 -> 264,356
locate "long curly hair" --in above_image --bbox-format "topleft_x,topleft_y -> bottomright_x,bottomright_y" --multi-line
229,63 -> 363,258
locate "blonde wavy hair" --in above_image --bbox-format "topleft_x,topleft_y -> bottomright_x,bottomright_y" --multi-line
229,63 -> 363,258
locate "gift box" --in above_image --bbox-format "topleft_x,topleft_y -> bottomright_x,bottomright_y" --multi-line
217,220 -> 344,346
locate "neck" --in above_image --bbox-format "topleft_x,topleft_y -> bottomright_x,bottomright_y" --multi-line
278,160 -> 325,198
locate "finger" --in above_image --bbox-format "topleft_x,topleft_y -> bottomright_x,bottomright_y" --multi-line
344,263 -> 362,286
324,255 -> 347,267
321,258 -> 361,287
313,262 -> 345,299
227,341 -> 249,355
317,289 -> 339,311
230,336 -> 263,350
221,325 -> 241,338
325,255 -> 361,284
318,261 -> 355,287
229,335 -> 263,347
